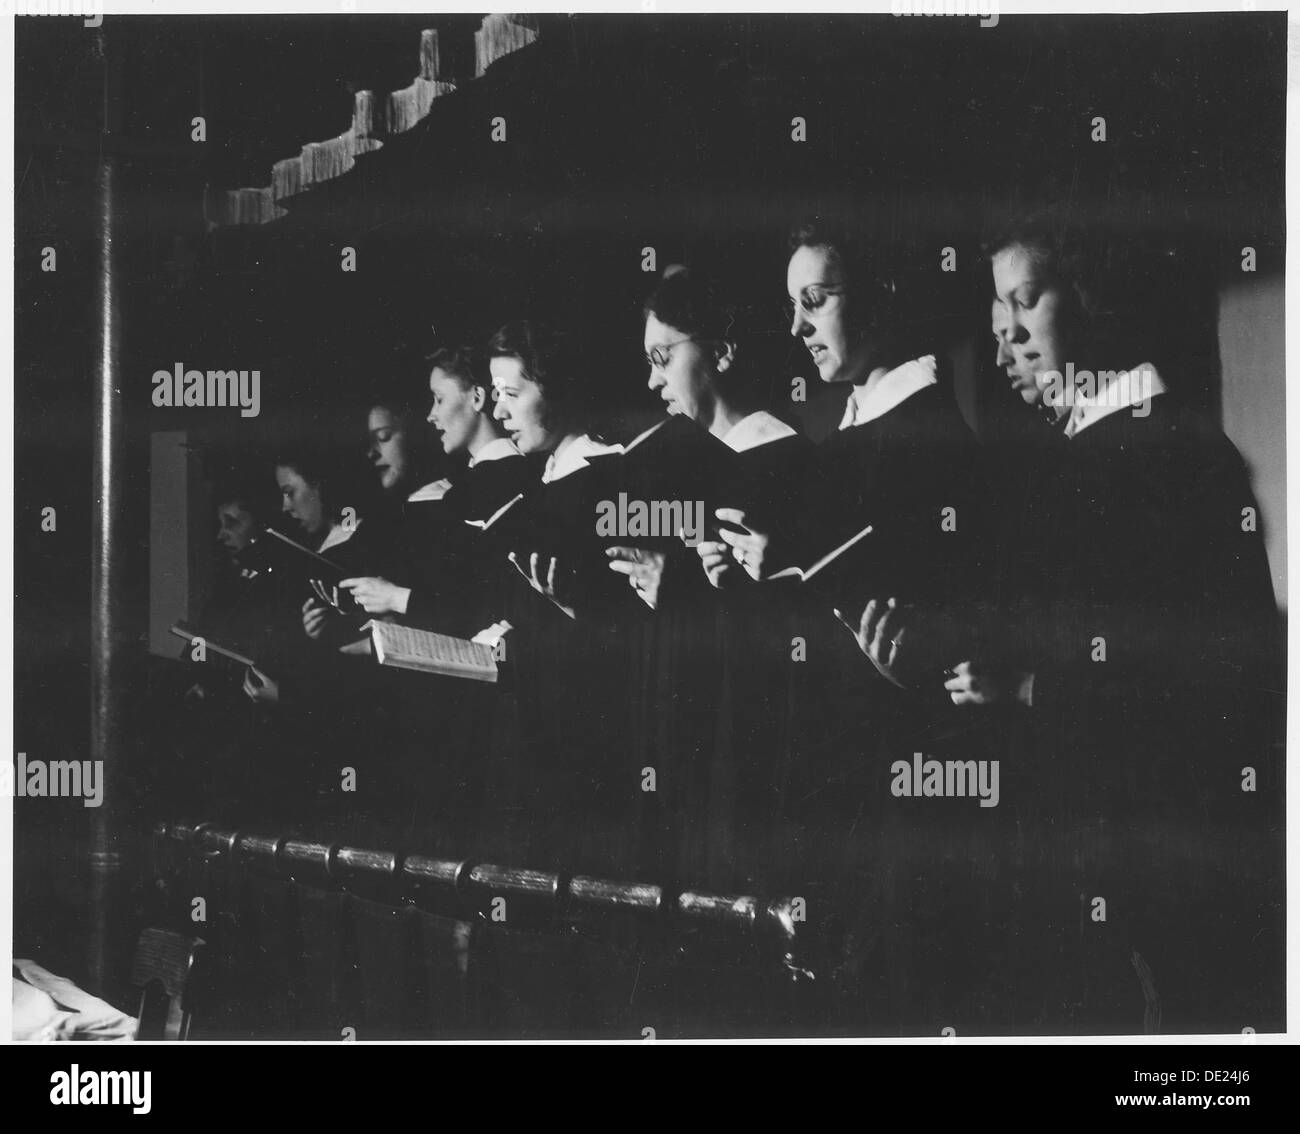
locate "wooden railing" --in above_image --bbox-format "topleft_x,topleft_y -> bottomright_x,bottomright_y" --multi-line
149,819 -> 817,1037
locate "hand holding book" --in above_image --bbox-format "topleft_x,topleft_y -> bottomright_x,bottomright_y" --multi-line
339,576 -> 411,616
703,507 -> 773,583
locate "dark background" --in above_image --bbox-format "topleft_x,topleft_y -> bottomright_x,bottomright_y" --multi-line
12,11 -> 1286,992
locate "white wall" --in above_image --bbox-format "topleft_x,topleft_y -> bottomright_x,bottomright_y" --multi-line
1219,272 -> 1286,610
148,431 -> 191,657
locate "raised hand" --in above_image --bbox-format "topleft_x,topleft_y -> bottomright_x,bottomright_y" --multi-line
606,546 -> 666,609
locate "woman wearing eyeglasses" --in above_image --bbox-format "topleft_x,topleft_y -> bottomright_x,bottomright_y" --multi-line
704,217 -> 986,692
687,220 -> 997,1025
616,265 -> 819,889
602,265 -> 814,612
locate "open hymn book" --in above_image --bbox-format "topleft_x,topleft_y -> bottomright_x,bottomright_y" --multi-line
170,622 -> 257,668
364,620 -> 505,683
768,523 -> 875,584
466,491 -> 525,532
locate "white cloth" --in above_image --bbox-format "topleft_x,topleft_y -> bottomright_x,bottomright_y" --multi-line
406,479 -> 452,503
317,520 -> 358,555
838,354 -> 938,430
721,410 -> 798,453
13,959 -> 138,1041
1064,362 -> 1168,439
407,440 -> 521,502
541,434 -> 624,484
468,437 -> 522,467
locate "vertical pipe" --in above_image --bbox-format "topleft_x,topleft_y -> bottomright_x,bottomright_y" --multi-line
87,21 -> 124,996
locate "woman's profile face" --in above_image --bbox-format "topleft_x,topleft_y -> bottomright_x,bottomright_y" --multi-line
991,243 -> 1074,406
427,367 -> 484,455
367,406 -> 411,495
216,502 -> 258,555
644,313 -> 717,423
786,242 -> 874,385
276,465 -> 326,537
490,356 -> 561,454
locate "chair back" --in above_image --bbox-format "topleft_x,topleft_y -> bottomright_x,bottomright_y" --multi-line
131,928 -> 206,1040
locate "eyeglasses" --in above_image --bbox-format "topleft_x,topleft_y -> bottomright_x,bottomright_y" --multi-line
645,337 -> 703,371
784,283 -> 847,321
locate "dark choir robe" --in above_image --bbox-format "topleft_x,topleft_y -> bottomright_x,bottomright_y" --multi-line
671,412 -> 817,895
400,443 -> 540,637
602,418 -> 733,880
160,557 -> 293,815
485,433 -> 651,871
213,516 -> 404,828
311,521 -> 395,766
785,365 -> 988,794
156,518 -> 376,826
495,419 -> 751,880
590,415 -> 774,888
772,358 -> 999,1035
1004,387 -> 1281,1033
333,446 -> 539,851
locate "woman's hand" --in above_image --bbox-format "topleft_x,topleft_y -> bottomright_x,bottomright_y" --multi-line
509,550 -> 577,620
696,539 -> 742,590
713,508 -> 773,581
340,576 -> 411,616
606,546 -> 666,609
301,597 -> 330,640
837,597 -> 912,688
837,598 -> 968,691
944,660 -> 1034,707
242,666 -> 280,707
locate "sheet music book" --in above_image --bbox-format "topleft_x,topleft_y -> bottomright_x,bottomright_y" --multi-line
768,523 -> 875,584
259,527 -> 347,579
368,620 -> 499,683
170,622 -> 256,668
464,491 -> 525,532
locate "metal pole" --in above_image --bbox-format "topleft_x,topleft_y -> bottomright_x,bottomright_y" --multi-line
87,21 -> 125,996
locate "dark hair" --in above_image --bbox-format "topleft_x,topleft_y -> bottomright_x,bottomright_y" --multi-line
982,205 -> 1165,367
487,320 -> 593,430
365,373 -> 446,489
789,216 -> 892,292
213,475 -> 272,525
427,344 -> 490,394
366,387 -> 423,429
643,265 -> 759,403
788,214 -> 938,362
983,207 -> 1105,319
644,264 -> 738,343
273,445 -> 368,526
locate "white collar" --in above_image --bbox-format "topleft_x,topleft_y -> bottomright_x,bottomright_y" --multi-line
317,520 -> 358,555
721,410 -> 798,453
407,479 -> 452,503
1065,363 -> 1168,439
838,354 -> 938,430
541,434 -> 623,484
468,437 -> 522,468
